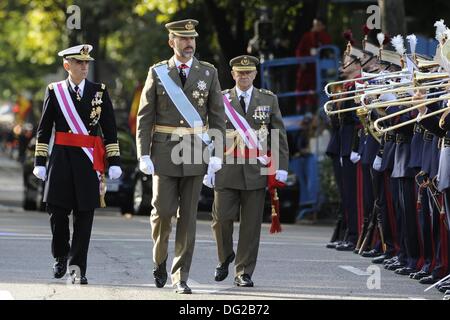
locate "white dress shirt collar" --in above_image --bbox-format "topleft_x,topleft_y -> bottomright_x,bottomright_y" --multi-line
174,57 -> 193,77
68,78 -> 86,96
235,86 -> 253,112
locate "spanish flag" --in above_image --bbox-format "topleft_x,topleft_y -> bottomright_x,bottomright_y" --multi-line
13,95 -> 32,124
128,84 -> 143,136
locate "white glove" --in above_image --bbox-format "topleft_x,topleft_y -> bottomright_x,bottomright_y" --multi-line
350,151 -> 361,164
372,155 -> 382,172
108,166 -> 122,180
202,172 -> 215,188
207,156 -> 222,174
33,166 -> 46,181
139,155 -> 154,175
340,157 -> 343,166
257,154 -> 270,166
275,170 -> 288,183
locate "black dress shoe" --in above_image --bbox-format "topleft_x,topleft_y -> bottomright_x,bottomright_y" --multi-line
444,290 -> 450,299
174,281 -> 192,294
410,270 -> 430,280
394,267 -> 416,275
386,262 -> 405,271
153,258 -> 168,288
234,274 -> 254,287
215,252 -> 235,282
335,242 -> 356,251
326,241 -> 340,249
361,249 -> 381,258
383,256 -> 398,265
80,276 -> 88,285
69,271 -> 88,285
53,257 -> 67,279
419,275 -> 441,285
372,254 -> 391,264
438,284 -> 450,293
437,279 -> 450,290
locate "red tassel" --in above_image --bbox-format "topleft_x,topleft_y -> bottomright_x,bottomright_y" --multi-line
270,191 -> 282,234
362,24 -> 370,36
266,153 -> 285,234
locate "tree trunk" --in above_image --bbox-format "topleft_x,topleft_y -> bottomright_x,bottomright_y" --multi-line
379,0 -> 406,36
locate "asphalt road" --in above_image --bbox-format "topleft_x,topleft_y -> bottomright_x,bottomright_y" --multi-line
0,153 -> 446,301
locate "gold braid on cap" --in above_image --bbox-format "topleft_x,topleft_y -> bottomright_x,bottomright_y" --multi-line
80,45 -> 89,56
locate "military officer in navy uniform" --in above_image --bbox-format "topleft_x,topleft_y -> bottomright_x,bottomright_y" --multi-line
33,44 -> 122,284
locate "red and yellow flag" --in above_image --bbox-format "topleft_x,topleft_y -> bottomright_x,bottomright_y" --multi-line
13,95 -> 32,124
128,84 -> 143,136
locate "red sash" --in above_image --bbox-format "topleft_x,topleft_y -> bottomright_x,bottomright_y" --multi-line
55,132 -> 106,173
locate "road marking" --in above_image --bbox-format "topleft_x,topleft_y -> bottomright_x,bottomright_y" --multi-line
339,265 -> 371,276
0,236 -> 295,246
0,290 -> 14,300
0,232 -> 20,236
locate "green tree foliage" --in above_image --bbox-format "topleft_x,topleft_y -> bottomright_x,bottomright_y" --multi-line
0,0 -> 67,101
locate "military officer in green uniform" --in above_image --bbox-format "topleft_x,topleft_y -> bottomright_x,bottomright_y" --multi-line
136,19 -> 226,294
207,55 -> 289,287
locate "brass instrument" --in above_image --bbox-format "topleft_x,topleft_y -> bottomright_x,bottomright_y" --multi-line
413,71 -> 449,84
416,57 -> 440,70
373,93 -> 450,133
356,107 -> 382,144
324,69 -> 410,97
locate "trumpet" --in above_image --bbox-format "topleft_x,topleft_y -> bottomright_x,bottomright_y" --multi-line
373,93 -> 450,133
324,69 -> 410,97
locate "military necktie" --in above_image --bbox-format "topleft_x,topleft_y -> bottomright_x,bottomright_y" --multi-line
74,85 -> 81,101
179,64 -> 188,87
239,93 -> 247,115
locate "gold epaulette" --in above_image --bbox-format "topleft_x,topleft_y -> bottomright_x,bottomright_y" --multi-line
48,84 -> 54,90
35,142 -> 49,157
259,88 -> 274,95
105,142 -> 120,157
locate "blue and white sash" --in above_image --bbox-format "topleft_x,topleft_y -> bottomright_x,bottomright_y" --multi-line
154,64 -> 210,145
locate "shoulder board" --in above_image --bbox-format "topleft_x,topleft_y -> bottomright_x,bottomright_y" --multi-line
222,89 -> 231,94
199,60 -> 215,68
101,83 -> 106,90
153,60 -> 168,67
259,88 -> 274,95
48,83 -> 54,90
